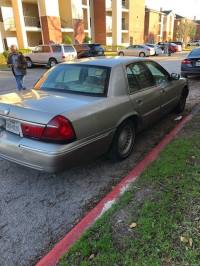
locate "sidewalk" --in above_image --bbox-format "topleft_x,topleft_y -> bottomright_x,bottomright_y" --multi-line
59,109 -> 200,266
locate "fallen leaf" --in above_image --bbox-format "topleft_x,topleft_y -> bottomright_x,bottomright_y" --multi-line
89,254 -> 95,260
189,238 -> 193,247
129,222 -> 137,228
180,236 -> 188,243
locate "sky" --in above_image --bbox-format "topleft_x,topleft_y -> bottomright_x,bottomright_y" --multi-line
145,0 -> 200,20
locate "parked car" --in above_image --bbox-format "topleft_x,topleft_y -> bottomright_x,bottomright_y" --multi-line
25,44 -> 77,68
0,57 -> 188,172
118,45 -> 155,57
157,42 -> 178,53
145,44 -> 163,55
187,40 -> 200,47
181,47 -> 200,77
172,41 -> 183,47
74,43 -> 105,58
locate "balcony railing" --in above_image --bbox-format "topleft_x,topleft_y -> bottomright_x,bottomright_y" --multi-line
122,0 -> 129,9
24,16 -> 40,27
61,19 -> 73,28
122,23 -> 128,30
3,17 -> 15,31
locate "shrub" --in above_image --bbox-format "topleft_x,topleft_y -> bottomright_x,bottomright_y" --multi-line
63,35 -> 73,44
83,35 -> 92,43
0,53 -> 6,64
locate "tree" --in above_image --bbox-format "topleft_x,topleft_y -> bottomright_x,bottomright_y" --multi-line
175,20 -> 197,42
63,35 -> 73,44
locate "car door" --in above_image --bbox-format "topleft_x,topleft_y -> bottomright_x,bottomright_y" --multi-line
37,45 -> 51,64
126,62 -> 161,128
126,45 -> 137,56
30,45 -> 42,63
144,61 -> 180,115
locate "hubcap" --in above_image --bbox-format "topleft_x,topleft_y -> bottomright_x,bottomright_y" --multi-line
50,61 -> 56,67
118,125 -> 134,156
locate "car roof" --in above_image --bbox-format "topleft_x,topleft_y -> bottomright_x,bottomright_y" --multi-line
61,56 -> 150,68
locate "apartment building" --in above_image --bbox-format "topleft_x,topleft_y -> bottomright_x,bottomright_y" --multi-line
0,0 -> 91,52
0,0 -> 145,52
91,0 -> 145,46
144,7 -> 175,43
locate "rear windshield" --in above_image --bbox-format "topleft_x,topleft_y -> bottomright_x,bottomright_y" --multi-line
34,64 -> 110,96
189,49 -> 200,57
64,46 -> 75,53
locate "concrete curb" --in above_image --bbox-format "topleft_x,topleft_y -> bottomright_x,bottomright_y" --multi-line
36,113 -> 193,266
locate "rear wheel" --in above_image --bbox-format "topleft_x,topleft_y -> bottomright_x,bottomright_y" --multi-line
25,57 -> 33,68
139,52 -> 145,57
119,52 -> 124,56
48,58 -> 57,68
174,93 -> 187,113
109,120 -> 136,161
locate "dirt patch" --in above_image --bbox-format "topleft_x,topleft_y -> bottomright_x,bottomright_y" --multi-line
111,187 -> 155,251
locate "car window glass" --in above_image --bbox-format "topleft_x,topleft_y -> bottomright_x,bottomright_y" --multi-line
34,46 -> 42,53
41,46 -> 51,53
126,66 -> 140,93
144,62 -> 169,86
51,45 -> 62,53
64,46 -> 75,53
190,49 -> 200,56
128,63 -> 154,89
35,64 -> 110,96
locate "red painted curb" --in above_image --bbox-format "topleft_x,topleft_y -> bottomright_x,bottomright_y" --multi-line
36,113 -> 192,266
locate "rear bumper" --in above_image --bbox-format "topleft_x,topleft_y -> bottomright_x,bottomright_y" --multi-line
181,67 -> 200,76
0,130 -> 114,173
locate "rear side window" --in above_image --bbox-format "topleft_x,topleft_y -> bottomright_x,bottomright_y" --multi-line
126,63 -> 154,92
64,46 -> 75,53
41,46 -> 51,53
52,45 -> 62,53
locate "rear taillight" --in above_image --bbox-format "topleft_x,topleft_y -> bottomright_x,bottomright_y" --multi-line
62,55 -> 66,59
21,115 -> 76,143
147,48 -> 151,51
182,59 -> 192,65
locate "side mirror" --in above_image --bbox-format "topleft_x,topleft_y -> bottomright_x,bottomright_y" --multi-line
171,73 -> 180,80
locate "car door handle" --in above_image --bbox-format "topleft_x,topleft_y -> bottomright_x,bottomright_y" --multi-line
136,99 -> 143,104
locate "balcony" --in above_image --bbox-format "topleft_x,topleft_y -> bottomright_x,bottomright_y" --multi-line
122,22 -> 128,31
3,17 -> 15,31
24,16 -> 40,27
122,0 -> 129,11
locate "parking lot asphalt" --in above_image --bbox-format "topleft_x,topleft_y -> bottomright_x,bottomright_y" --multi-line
0,54 -> 200,266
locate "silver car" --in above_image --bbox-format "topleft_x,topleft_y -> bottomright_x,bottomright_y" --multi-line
118,45 -> 155,57
25,44 -> 77,68
0,57 -> 188,172
145,44 -> 164,56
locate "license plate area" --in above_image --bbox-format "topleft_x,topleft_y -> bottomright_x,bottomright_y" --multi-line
6,119 -> 20,135
196,61 -> 200,67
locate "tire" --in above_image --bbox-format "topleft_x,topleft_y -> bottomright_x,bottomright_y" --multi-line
174,93 -> 187,113
48,58 -> 57,68
139,52 -> 145,57
181,73 -> 187,78
119,52 -> 124,56
25,57 -> 33,68
109,120 -> 136,161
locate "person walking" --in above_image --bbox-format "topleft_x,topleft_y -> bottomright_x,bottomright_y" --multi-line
7,45 -> 27,91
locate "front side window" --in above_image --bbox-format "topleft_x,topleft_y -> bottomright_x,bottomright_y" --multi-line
144,61 -> 170,86
126,63 -> 154,91
52,45 -> 62,53
34,64 -> 110,96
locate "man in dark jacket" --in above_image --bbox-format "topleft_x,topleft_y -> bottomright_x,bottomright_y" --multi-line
7,45 -> 27,91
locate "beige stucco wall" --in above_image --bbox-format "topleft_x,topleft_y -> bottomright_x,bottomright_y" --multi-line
129,0 -> 145,44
